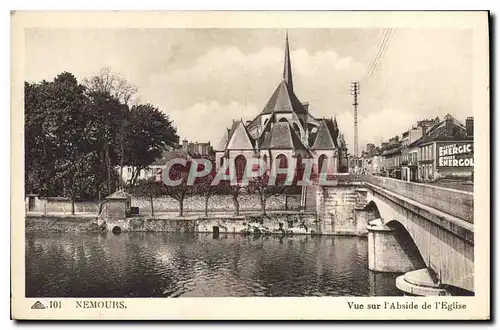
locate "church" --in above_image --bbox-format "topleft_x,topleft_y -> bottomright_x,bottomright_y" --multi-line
214,33 -> 349,179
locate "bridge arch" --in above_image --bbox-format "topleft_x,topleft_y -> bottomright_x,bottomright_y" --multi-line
364,200 -> 381,219
384,219 -> 427,271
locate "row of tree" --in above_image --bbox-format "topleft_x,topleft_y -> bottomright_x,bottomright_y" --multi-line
129,156 -> 303,217
25,69 -> 180,209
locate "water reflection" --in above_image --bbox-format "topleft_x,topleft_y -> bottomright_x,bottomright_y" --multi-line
26,232 -> 402,297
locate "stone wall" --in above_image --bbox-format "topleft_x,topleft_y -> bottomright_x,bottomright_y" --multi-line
105,212 -> 317,234
26,197 -> 100,214
316,185 -> 368,236
27,194 -> 301,215
132,194 -> 301,214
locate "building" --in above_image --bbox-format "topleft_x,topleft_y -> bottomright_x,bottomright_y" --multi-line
180,139 -> 213,156
121,140 -> 214,185
214,33 -> 348,177
400,117 -> 440,182
359,144 -> 384,175
381,139 -> 402,179
410,114 -> 473,182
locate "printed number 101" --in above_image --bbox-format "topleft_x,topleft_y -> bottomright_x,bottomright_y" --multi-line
49,301 -> 62,309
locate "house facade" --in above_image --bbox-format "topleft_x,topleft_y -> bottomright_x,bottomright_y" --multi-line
413,115 -> 473,181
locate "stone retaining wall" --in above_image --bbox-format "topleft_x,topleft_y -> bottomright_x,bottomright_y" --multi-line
26,194 -> 301,215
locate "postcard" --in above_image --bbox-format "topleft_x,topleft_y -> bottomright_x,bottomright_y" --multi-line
11,10 -> 490,320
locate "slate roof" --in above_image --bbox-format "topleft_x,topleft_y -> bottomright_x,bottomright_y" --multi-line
260,122 -> 307,150
283,31 -> 294,92
214,127 -> 230,152
311,119 -> 339,149
381,144 -> 402,156
105,190 -> 132,200
225,120 -> 255,150
408,116 -> 470,148
260,81 -> 307,115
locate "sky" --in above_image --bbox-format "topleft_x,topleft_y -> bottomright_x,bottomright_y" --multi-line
25,28 -> 473,152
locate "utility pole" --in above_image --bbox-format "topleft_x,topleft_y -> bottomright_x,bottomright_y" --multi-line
350,81 -> 360,160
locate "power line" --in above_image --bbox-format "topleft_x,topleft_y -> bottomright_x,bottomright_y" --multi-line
363,28 -> 394,81
367,28 -> 394,79
363,28 -> 390,80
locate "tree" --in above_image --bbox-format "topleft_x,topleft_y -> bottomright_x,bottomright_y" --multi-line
192,155 -> 217,217
163,154 -> 197,217
25,70 -> 179,201
25,72 -> 92,199
124,104 -> 179,186
55,153 -> 99,215
83,67 -> 138,106
215,156 -> 248,216
86,90 -> 127,195
248,172 -> 289,215
128,178 -> 167,216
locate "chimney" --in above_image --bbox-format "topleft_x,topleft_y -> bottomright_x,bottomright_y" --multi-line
182,139 -> 188,152
445,115 -> 454,136
466,117 -> 474,137
421,125 -> 427,137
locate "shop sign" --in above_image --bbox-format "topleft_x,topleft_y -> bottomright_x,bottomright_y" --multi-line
437,142 -> 473,167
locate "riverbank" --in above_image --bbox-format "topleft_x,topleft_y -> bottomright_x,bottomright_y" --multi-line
25,211 -> 368,236
25,214 -> 102,233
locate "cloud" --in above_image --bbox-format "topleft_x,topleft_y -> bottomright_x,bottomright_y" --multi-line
168,101 -> 259,144
145,45 -> 366,144
337,108 -> 421,153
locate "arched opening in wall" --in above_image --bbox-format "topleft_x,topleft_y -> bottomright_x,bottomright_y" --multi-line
385,220 -> 426,270
278,117 -> 288,123
364,201 -> 381,220
276,154 -> 288,169
263,118 -> 269,126
263,154 -> 268,170
234,155 -> 247,182
318,154 -> 328,175
275,154 -> 289,183
219,157 -> 224,168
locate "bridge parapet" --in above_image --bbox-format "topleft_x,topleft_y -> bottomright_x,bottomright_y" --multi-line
360,175 -> 473,223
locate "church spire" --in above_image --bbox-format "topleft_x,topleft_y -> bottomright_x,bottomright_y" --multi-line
283,30 -> 293,92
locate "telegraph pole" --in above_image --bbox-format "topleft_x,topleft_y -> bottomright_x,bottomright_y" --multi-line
350,81 -> 360,160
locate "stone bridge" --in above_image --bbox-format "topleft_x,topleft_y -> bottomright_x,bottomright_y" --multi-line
354,175 -> 473,295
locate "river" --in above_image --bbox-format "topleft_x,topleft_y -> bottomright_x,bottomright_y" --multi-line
26,232 -> 403,297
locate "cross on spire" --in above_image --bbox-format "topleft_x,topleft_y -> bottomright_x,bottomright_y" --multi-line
283,30 -> 293,92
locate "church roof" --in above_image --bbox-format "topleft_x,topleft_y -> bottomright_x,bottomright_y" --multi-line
260,122 -> 308,150
226,120 -> 255,150
311,119 -> 339,150
214,127 -> 230,151
260,80 -> 307,115
283,30 -> 294,92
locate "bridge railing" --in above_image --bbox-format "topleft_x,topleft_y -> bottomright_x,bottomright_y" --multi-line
360,175 -> 474,223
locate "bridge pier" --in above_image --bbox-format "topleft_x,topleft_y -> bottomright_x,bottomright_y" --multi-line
367,219 -> 418,273
396,268 -> 451,296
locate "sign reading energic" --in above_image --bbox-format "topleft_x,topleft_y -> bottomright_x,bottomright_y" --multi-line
437,142 -> 474,167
